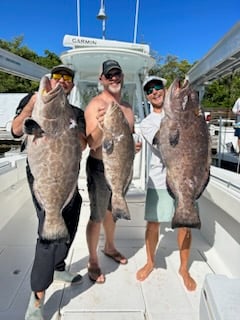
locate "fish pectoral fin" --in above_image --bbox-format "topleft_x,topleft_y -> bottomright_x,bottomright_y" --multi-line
169,129 -> 180,147
103,138 -> 114,154
24,118 -> 45,137
152,130 -> 160,148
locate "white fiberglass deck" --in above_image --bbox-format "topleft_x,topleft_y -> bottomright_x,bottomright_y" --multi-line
0,175 -> 222,320
1,152 -> 240,320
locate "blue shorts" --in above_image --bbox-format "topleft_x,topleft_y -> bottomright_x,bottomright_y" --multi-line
234,127 -> 240,138
144,188 -> 174,222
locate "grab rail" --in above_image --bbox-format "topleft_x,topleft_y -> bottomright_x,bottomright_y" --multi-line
210,173 -> 240,192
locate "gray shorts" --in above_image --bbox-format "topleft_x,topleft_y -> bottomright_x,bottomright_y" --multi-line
86,155 -> 112,222
144,188 -> 175,222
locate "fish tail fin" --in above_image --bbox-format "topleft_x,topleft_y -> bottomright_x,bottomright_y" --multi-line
171,202 -> 201,229
41,215 -> 69,240
112,195 -> 131,221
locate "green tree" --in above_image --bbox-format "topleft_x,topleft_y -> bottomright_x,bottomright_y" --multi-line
0,36 -> 61,93
1,37 -> 240,114
201,72 -> 240,114
149,55 -> 193,87
150,53 -> 240,114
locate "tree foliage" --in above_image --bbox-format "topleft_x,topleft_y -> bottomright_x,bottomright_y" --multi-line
1,37 -> 240,112
150,54 -> 240,112
201,73 -> 240,112
149,55 -> 193,86
0,36 -> 61,93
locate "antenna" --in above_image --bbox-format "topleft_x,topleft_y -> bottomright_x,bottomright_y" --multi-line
77,0 -> 80,36
133,0 -> 140,43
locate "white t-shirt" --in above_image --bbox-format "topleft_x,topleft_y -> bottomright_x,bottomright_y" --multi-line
140,111 -> 167,189
232,98 -> 240,123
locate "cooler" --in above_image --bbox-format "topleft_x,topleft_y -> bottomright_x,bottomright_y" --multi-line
199,274 -> 240,320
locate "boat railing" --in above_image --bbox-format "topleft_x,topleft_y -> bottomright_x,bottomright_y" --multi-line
210,172 -> 240,193
209,114 -> 240,173
0,160 -> 11,169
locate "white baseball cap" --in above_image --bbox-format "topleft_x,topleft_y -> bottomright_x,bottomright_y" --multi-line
142,76 -> 167,91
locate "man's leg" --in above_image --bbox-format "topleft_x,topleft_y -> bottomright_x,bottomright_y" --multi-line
25,291 -> 45,320
86,219 -> 105,283
136,222 -> 160,281
53,190 -> 83,284
86,156 -> 112,282
25,239 -> 56,320
102,210 -> 128,264
178,227 -> 197,291
25,166 -> 50,319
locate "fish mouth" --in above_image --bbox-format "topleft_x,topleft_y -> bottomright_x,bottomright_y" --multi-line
166,78 -> 198,112
37,76 -> 66,120
171,78 -> 189,94
40,76 -> 63,100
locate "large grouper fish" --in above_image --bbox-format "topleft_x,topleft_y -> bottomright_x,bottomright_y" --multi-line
155,79 -> 211,229
23,76 -> 82,240
102,102 -> 135,221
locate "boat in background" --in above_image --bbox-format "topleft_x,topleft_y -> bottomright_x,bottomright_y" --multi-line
187,21 -> 240,174
210,116 -> 240,173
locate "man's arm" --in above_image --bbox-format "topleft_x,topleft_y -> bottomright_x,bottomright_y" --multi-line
11,93 -> 36,137
85,98 -> 106,151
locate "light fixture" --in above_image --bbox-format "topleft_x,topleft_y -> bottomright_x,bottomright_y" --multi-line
97,0 -> 107,39
97,7 -> 106,20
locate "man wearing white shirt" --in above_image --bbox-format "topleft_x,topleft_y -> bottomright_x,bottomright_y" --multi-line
232,97 -> 240,152
136,76 -> 196,291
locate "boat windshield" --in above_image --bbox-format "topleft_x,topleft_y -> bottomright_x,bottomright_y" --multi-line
70,80 -> 149,123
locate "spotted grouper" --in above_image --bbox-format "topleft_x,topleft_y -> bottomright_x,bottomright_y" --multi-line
23,76 -> 82,240
156,79 -> 211,229
102,102 -> 135,221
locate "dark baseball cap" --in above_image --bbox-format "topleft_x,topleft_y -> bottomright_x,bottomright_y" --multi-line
102,60 -> 122,75
51,64 -> 75,78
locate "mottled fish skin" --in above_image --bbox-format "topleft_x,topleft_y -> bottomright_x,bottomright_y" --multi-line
156,79 -> 211,229
24,76 -> 82,240
102,102 -> 135,221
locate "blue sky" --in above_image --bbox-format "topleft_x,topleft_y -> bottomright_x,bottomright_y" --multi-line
0,0 -> 239,64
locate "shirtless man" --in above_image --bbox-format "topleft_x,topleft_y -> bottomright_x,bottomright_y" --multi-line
84,60 -> 141,283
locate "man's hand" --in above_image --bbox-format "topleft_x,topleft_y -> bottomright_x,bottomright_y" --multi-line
96,105 -> 106,130
133,133 -> 142,153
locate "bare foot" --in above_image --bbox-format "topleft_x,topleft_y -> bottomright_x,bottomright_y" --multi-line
179,270 -> 197,291
136,264 -> 154,281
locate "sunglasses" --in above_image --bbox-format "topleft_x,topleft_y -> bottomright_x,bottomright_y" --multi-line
105,71 -> 122,80
51,73 -> 73,82
145,84 -> 164,95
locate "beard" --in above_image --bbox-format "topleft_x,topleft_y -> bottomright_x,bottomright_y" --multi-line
107,82 -> 122,94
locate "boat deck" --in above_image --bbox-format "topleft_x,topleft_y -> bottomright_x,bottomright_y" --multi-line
0,181 -> 219,320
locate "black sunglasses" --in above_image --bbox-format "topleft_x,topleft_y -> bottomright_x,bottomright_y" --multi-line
145,84 -> 164,95
105,71 -> 122,80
